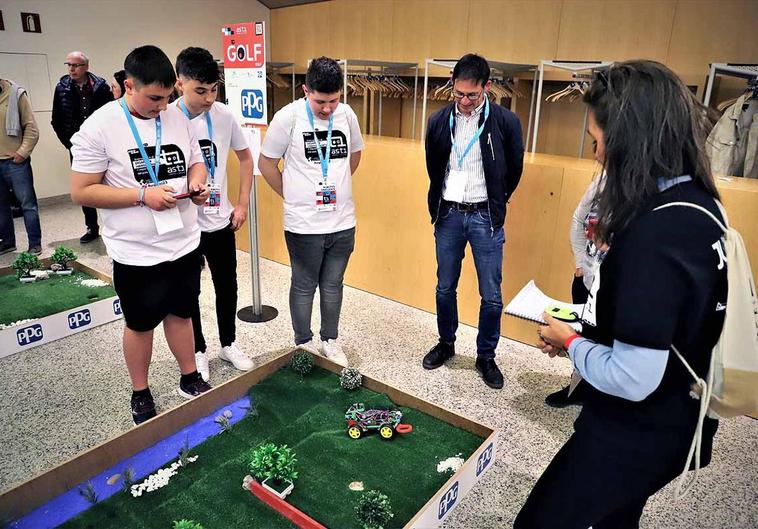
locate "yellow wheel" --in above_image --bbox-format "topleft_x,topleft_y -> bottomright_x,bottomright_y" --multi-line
379,425 -> 395,439
348,426 -> 363,439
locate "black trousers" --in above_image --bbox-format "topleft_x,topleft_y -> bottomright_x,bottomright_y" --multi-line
513,411 -> 704,529
190,224 -> 238,352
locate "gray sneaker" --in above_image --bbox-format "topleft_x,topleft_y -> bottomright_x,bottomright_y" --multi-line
28,246 -> 42,255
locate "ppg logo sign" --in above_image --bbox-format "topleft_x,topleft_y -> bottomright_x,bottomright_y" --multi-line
113,299 -> 122,315
241,89 -> 264,119
476,442 -> 494,477
17,324 -> 43,346
68,309 -> 92,330
438,481 -> 459,519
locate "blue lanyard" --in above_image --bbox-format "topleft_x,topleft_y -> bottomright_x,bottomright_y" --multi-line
304,99 -> 333,182
449,97 -> 490,170
119,97 -> 161,185
179,98 -> 215,181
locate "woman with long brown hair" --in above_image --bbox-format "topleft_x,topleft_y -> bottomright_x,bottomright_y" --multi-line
515,60 -> 727,529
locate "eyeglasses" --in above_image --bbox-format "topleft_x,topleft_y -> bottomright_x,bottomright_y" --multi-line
64,62 -> 87,68
453,90 -> 483,101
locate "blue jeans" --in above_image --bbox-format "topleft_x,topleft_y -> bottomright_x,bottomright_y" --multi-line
0,158 -> 41,248
284,227 -> 356,345
434,205 -> 504,359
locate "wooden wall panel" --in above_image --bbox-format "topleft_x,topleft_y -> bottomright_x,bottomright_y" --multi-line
270,2 -> 333,68
666,0 -> 758,86
467,0 -> 562,64
328,0 -> 394,61
556,0 -> 676,62
390,0 -> 470,65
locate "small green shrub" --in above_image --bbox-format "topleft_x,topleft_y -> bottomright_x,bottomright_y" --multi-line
289,350 -> 314,376
172,520 -> 204,529
248,442 -> 299,484
11,252 -> 41,278
340,367 -> 363,390
355,490 -> 394,529
51,246 -> 77,269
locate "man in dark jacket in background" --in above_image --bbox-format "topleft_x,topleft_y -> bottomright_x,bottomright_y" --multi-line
423,53 -> 524,390
52,51 -> 113,243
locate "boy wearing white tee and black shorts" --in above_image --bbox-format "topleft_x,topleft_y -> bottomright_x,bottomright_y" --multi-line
70,45 -> 212,425
259,57 -> 364,366
174,47 -> 255,382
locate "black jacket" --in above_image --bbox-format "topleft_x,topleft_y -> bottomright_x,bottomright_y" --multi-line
425,102 -> 524,230
51,72 -> 113,149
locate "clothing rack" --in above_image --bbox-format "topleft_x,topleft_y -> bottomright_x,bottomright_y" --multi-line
703,63 -> 758,107
339,59 -> 419,138
528,60 -> 613,157
420,59 -> 536,142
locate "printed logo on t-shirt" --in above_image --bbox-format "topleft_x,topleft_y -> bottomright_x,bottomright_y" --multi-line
302,130 -> 349,163
199,139 -> 219,169
712,238 -> 727,271
127,144 -> 187,184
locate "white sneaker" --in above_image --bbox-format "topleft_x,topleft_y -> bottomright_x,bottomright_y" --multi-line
195,351 -> 210,382
219,342 -> 255,371
295,339 -> 321,356
320,338 -> 349,367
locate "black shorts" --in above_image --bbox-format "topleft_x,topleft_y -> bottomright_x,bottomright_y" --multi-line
112,248 -> 202,332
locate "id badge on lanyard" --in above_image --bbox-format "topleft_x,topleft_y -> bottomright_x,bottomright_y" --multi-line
120,98 -> 183,234
447,98 -> 490,202
180,99 -> 220,215
305,100 -> 337,212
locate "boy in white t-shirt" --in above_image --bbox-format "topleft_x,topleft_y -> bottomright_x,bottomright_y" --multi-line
259,57 -> 364,367
174,47 -> 255,382
70,45 -> 211,425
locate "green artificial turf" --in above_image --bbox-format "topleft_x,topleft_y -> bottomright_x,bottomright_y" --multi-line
61,367 -> 484,529
0,271 -> 116,325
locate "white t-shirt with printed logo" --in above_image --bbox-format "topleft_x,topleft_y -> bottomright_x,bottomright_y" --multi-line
261,98 -> 364,235
173,100 -> 248,233
71,100 -> 204,266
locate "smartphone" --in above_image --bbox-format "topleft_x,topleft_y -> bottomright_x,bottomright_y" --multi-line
173,189 -> 202,200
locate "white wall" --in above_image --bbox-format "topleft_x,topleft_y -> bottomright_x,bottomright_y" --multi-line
0,0 -> 270,198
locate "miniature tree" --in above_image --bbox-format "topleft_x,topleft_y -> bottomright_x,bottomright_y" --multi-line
11,252 -> 41,279
355,490 -> 394,529
51,246 -> 77,270
289,350 -> 314,376
172,520 -> 204,529
248,443 -> 299,486
340,367 -> 363,391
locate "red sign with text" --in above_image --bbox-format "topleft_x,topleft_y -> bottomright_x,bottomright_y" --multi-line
222,22 -> 265,69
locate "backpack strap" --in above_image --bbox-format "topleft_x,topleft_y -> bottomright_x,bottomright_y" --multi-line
653,199 -> 729,233
652,199 -> 725,499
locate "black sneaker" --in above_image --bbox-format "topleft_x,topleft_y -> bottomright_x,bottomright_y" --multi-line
177,375 -> 212,399
79,229 -> 99,244
27,245 -> 42,255
545,384 -> 585,408
131,392 -> 157,425
475,358 -> 504,389
0,243 -> 16,255
422,341 -> 455,370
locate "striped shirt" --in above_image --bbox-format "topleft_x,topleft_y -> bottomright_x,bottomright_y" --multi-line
443,100 -> 488,203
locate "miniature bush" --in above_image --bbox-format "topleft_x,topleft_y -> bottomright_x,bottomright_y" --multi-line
11,252 -> 41,278
248,442 -> 299,484
289,349 -> 314,376
340,367 -> 363,391
355,490 -> 394,529
172,520 -> 203,529
51,246 -> 77,269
